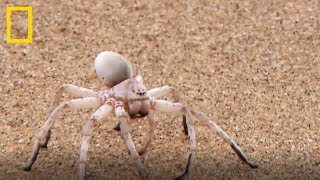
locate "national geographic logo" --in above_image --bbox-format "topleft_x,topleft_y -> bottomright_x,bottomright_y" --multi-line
6,6 -> 33,44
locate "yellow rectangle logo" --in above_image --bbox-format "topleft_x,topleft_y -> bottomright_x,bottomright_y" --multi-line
6,6 -> 33,44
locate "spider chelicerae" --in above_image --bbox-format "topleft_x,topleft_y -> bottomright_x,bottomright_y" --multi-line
24,51 -> 257,180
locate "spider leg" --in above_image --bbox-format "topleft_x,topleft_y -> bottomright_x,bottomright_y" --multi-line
150,100 -> 195,179
24,97 -> 101,171
79,100 -> 113,180
138,112 -> 155,156
191,110 -> 258,168
175,110 -> 196,180
42,84 -> 99,146
151,100 -> 258,179
147,86 -> 179,101
114,113 -> 155,157
48,84 -> 99,116
39,129 -> 51,148
147,86 -> 189,136
115,101 -> 148,180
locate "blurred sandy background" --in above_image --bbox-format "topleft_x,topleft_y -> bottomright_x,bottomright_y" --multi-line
0,0 -> 319,179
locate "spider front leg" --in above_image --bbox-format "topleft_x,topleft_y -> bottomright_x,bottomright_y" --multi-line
151,100 -> 258,179
175,110 -> 196,180
138,112 -> 155,156
115,101 -> 148,180
151,100 -> 196,179
114,112 -> 154,157
191,110 -> 258,168
24,97 -> 101,171
147,86 -> 189,135
42,84 -> 99,147
48,84 -> 99,116
137,86 -> 182,156
79,99 -> 113,180
147,86 -> 180,101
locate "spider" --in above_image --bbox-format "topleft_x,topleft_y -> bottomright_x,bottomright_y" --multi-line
24,51 -> 258,180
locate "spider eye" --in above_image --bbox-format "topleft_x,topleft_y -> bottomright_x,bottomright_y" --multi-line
134,90 -> 146,96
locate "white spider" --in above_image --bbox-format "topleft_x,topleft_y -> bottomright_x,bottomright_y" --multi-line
24,51 -> 257,180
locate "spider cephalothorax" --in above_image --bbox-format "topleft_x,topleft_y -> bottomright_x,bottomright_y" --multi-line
24,51 -> 257,180
110,75 -> 150,119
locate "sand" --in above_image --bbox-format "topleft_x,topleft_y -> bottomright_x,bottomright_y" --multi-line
0,0 -> 319,179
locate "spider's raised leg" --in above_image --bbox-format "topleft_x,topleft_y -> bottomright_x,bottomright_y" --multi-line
79,100 -> 113,180
191,110 -> 258,168
42,84 -> 99,147
24,97 -> 101,171
115,101 -> 148,180
138,112 -> 155,156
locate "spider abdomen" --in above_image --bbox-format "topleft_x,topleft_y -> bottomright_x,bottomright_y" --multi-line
94,51 -> 133,87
